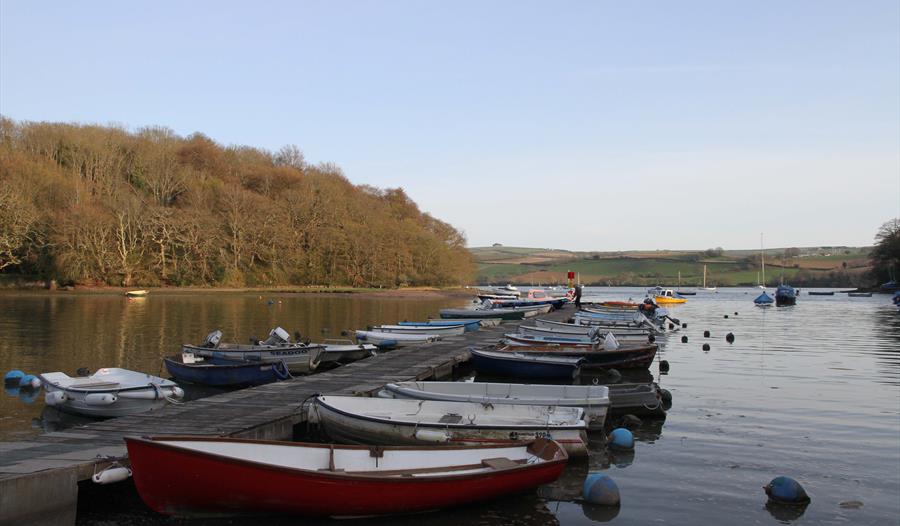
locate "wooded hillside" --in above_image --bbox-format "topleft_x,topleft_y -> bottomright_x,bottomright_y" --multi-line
0,118 -> 474,287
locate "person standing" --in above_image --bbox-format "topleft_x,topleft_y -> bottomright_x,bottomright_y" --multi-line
574,284 -> 583,309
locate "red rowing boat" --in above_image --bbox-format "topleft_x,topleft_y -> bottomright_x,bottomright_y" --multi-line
125,436 -> 568,517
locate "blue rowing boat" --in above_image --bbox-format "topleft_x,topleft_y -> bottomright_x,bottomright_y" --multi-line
469,349 -> 582,380
164,355 -> 291,387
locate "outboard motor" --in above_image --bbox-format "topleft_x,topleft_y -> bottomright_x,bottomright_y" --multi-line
202,330 -> 223,349
264,327 -> 291,346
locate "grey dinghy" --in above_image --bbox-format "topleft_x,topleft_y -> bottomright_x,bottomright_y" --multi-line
379,381 -> 610,430
40,368 -> 183,418
183,328 -> 325,374
313,395 -> 588,457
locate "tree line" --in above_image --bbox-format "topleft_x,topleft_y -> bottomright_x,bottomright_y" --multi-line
0,118 -> 474,287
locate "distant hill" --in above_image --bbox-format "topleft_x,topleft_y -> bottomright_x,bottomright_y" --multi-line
470,246 -> 872,287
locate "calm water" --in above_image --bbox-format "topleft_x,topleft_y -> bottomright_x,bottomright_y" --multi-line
2,288 -> 899,525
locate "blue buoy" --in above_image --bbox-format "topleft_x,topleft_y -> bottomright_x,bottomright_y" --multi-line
4,370 -> 25,386
18,374 -> 41,389
764,476 -> 810,504
608,427 -> 634,450
582,473 -> 620,506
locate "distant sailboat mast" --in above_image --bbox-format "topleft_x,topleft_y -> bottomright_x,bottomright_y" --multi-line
760,233 -> 766,289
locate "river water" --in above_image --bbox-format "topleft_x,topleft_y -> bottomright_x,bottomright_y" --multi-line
1,288 -> 898,525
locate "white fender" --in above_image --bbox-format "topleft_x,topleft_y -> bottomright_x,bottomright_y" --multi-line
45,391 -> 68,406
92,466 -> 132,485
117,388 -> 159,400
84,393 -> 117,406
170,386 -> 184,399
414,429 -> 450,443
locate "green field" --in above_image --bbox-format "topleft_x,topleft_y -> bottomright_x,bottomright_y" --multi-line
472,246 -> 871,287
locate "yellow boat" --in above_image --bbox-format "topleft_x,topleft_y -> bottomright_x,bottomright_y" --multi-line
650,288 -> 687,304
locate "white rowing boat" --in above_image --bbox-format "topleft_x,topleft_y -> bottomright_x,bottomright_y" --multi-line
313,395 -> 588,457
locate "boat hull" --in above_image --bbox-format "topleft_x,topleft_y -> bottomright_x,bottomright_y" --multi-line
184,344 -> 324,374
164,356 -> 287,386
469,349 -> 581,380
124,437 -> 567,518
380,382 -> 610,430
495,344 -> 658,370
314,397 -> 589,457
39,368 -> 180,418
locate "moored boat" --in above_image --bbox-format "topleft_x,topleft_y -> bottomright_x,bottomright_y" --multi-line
847,292 -> 873,297
183,328 -> 325,374
775,284 -> 797,306
125,436 -> 568,518
40,368 -> 183,418
125,289 -> 149,297
379,381 -> 610,429
808,291 -> 835,296
649,288 -> 687,304
318,342 -> 378,364
494,343 -> 658,370
469,348 -> 583,380
313,395 -> 589,457
397,319 -> 482,332
754,291 -> 774,306
372,324 -> 467,336
164,354 -> 291,387
521,322 -> 651,338
440,305 -> 545,320
355,330 -> 440,348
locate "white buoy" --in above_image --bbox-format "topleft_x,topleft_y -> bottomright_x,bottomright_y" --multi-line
92,466 -> 132,485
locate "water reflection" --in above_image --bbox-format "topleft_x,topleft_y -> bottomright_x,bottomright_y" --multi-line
764,500 -> 809,523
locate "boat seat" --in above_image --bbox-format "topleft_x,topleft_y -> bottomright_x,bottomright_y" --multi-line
69,381 -> 121,389
481,457 -> 519,470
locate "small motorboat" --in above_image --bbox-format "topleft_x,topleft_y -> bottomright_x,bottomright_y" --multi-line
469,348 -> 583,380
125,289 -> 148,297
775,284 -> 797,306
355,330 -> 440,348
125,436 -> 568,518
808,291 -> 835,296
379,381 -> 610,429
847,292 -> 873,297
183,328 -> 325,374
313,395 -> 588,457
164,354 -> 291,387
40,368 -> 183,418
649,288 -> 687,304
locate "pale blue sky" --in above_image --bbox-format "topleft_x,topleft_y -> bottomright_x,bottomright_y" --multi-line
2,1 -> 898,250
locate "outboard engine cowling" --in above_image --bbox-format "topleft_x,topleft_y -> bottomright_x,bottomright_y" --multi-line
264,327 -> 291,346
202,330 -> 223,349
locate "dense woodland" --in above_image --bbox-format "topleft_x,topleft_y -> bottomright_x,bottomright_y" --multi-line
0,118 -> 475,287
